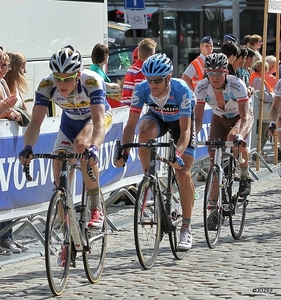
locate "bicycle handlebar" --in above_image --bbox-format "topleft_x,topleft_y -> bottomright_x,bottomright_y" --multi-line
196,139 -> 245,164
23,150 -> 96,182
114,139 -> 177,164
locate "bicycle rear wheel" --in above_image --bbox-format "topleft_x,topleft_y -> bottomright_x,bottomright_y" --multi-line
228,158 -> 247,240
203,166 -> 223,249
83,192 -> 107,283
166,174 -> 186,260
134,177 -> 161,269
45,190 -> 71,296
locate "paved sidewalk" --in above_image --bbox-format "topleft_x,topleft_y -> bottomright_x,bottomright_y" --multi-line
0,164 -> 280,299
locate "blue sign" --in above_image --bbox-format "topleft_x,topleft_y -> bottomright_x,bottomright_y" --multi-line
124,0 -> 145,10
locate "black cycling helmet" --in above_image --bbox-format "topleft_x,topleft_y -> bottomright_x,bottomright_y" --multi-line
142,53 -> 173,77
204,53 -> 228,70
49,45 -> 82,73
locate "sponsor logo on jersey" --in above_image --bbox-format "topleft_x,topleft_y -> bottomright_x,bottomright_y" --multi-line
85,78 -> 98,87
39,80 -> 53,89
61,141 -> 70,146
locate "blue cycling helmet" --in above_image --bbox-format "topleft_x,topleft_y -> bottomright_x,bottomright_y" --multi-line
142,53 -> 173,77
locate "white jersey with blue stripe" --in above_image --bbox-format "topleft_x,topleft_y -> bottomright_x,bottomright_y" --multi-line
35,69 -> 110,120
130,78 -> 196,122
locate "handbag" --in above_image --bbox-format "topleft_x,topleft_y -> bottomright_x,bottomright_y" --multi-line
12,107 -> 31,127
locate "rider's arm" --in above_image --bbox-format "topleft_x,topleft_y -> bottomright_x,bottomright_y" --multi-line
176,116 -> 192,155
90,103 -> 106,149
237,100 -> 252,138
122,111 -> 140,150
195,102 -> 205,134
24,104 -> 48,147
270,95 -> 281,123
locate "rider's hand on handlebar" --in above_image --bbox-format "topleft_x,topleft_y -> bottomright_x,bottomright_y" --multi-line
268,122 -> 276,136
233,134 -> 247,152
114,151 -> 129,168
19,145 -> 33,165
169,150 -> 185,170
89,145 -> 100,164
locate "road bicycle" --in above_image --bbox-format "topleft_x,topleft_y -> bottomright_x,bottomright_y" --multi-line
23,150 -> 107,296
197,139 -> 248,249
115,139 -> 186,270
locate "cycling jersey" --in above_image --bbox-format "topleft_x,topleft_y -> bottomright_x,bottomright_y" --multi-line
130,78 -> 196,122
35,69 -> 110,121
195,75 -> 248,119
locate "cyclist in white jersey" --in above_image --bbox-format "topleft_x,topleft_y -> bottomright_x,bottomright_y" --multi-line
195,53 -> 254,198
19,45 -> 112,229
115,53 -> 196,251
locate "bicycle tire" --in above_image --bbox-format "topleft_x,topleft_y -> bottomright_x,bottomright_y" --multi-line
228,157 -> 247,240
166,174 -> 186,259
45,190 -> 71,296
203,166 -> 223,249
134,177 -> 161,269
83,192 -> 107,283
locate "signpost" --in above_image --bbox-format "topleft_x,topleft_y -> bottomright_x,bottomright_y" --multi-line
124,0 -> 147,30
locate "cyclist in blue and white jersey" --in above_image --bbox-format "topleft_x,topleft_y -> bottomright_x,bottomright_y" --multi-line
19,45 -> 112,229
115,53 -> 196,251
195,53 -> 254,197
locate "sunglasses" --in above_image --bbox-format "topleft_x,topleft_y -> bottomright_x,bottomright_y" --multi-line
53,73 -> 78,83
147,76 -> 166,85
206,70 -> 224,77
0,63 -> 11,70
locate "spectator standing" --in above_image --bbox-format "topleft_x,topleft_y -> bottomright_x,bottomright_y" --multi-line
221,41 -> 241,76
0,51 -> 31,254
223,33 -> 239,44
237,46 -> 256,88
0,49 -> 24,255
249,34 -> 263,65
120,38 -> 157,106
90,43 -> 120,90
182,36 -> 213,91
265,55 -> 277,89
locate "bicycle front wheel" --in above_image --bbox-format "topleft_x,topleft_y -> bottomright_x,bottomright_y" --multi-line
228,158 -> 247,239
45,190 -> 71,296
134,177 -> 161,270
166,175 -> 186,260
83,193 -> 107,283
203,166 -> 223,249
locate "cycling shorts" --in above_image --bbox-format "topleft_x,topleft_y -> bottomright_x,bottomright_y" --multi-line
53,110 -> 113,152
141,109 -> 196,158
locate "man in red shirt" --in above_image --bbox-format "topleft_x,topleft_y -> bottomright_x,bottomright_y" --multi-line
120,38 -> 157,106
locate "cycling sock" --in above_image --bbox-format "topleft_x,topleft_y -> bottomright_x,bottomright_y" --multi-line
240,166 -> 249,177
88,187 -> 101,210
181,218 -> 191,234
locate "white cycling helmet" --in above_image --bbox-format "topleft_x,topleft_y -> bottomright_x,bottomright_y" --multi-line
49,45 -> 82,73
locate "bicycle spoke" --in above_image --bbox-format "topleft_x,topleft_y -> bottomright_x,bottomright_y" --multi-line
227,158 -> 247,240
166,175 -> 186,259
45,191 -> 70,296
203,166 -> 223,249
83,194 -> 107,283
134,178 -> 161,270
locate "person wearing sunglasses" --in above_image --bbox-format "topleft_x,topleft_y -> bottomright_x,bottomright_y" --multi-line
115,53 -> 196,251
19,45 -> 112,229
195,53 -> 254,200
